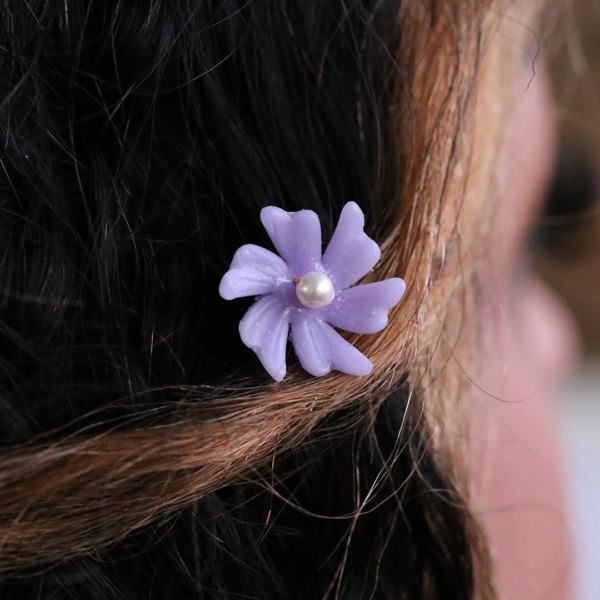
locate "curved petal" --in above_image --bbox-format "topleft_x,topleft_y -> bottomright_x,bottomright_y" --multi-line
322,278 -> 406,334
290,316 -> 372,377
322,202 -> 380,289
219,244 -> 290,300
260,206 -> 322,277
239,294 -> 290,381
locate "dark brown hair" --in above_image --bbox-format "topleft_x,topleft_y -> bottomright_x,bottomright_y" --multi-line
0,0 -> 496,597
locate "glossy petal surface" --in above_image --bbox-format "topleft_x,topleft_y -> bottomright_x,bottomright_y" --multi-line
239,294 -> 290,381
219,244 -> 290,300
291,316 -> 372,377
322,278 -> 406,334
220,202 -> 406,381
322,201 -> 380,289
260,206 -> 322,277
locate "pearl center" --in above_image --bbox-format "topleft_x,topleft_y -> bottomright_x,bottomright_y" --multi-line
295,271 -> 335,309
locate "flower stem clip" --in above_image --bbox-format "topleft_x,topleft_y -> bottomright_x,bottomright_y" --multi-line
219,202 -> 405,381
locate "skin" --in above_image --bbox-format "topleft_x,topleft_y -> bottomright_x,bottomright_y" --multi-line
469,6 -> 578,599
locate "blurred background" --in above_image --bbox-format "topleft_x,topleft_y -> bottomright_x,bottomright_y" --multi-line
536,1 -> 600,597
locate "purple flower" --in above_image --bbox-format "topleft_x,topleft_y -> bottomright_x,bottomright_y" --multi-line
219,202 -> 405,381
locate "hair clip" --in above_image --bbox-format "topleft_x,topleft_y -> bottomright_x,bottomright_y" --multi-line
219,202 -> 405,381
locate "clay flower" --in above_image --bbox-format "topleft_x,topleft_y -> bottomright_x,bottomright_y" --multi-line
219,202 -> 405,381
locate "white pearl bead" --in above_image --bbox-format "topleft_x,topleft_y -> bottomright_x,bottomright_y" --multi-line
295,271 -> 335,309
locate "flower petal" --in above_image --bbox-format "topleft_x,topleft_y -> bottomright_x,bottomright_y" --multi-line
322,278 -> 406,334
239,294 -> 290,381
260,206 -> 322,277
219,244 -> 290,300
322,202 -> 380,289
290,317 -> 372,377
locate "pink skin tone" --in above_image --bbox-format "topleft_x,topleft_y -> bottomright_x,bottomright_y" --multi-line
471,66 -> 578,599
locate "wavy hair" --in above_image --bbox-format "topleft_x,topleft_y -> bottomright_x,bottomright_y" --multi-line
0,0 -> 496,598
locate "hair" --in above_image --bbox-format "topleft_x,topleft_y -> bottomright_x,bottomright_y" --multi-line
0,0 -> 498,598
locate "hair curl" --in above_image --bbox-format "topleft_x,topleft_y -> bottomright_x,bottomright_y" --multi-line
0,0 -> 496,598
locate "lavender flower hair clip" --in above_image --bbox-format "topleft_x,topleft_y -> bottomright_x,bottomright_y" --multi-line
219,202 -> 405,381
